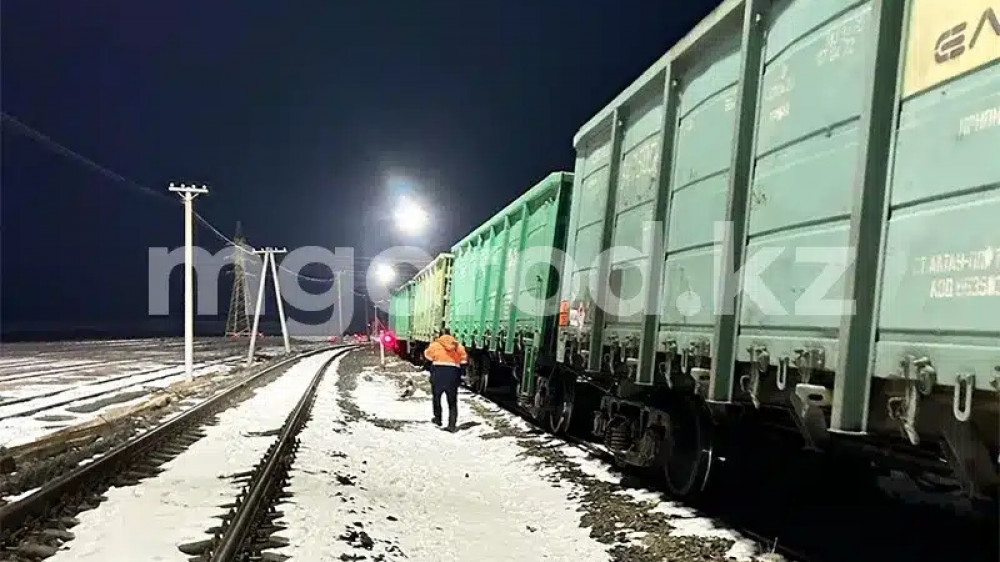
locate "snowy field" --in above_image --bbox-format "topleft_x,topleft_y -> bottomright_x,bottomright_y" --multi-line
0,337 -> 294,449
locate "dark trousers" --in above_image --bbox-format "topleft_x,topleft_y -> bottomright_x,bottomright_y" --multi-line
430,366 -> 461,428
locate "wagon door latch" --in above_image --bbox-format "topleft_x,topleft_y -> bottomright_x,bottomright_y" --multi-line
740,345 -> 769,409
686,340 -> 711,395
887,355 -> 936,446
659,340 -> 679,389
793,348 -> 825,384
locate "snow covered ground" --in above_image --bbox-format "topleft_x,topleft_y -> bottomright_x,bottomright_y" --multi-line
0,337 -> 294,449
0,360 -> 239,448
268,352 -> 769,562
271,358 -> 611,562
18,349 -> 772,562
44,349 -> 343,562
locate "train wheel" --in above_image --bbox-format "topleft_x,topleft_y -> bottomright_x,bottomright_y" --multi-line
546,374 -> 575,435
466,356 -> 480,391
476,356 -> 490,394
659,397 -> 714,498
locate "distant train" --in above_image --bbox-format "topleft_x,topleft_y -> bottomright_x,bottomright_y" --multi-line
388,0 -> 999,506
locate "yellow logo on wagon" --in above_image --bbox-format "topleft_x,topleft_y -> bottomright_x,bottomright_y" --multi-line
902,0 -> 1000,97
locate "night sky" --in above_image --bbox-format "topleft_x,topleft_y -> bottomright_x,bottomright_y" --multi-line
2,0 -> 719,338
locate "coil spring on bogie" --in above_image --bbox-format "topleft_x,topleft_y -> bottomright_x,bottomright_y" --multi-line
604,417 -> 632,452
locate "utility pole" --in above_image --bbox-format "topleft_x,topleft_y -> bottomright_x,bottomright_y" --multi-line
246,247 -> 291,366
364,297 -> 371,339
373,304 -> 385,367
335,272 -> 345,336
267,247 -> 291,353
169,182 -> 208,382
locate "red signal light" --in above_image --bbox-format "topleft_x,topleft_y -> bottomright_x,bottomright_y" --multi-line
380,331 -> 396,347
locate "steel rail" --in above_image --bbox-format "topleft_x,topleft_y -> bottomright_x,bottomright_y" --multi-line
0,344 -> 349,537
206,346 -> 351,561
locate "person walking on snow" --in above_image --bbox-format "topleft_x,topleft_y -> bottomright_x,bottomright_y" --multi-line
423,330 -> 467,432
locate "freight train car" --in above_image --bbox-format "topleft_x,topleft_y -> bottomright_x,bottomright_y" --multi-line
388,281 -> 414,356
538,0 -> 999,502
399,253 -> 454,360
446,171 -> 574,397
388,0 -> 1000,506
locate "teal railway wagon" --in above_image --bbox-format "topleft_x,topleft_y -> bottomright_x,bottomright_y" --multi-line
447,172 -> 574,396
388,281 -> 414,355
533,0 -> 999,502
403,253 -> 454,359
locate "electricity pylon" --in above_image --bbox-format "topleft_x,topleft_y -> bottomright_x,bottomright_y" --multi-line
225,222 -> 253,338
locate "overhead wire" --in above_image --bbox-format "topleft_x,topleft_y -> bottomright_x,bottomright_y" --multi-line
1,111 -> 429,295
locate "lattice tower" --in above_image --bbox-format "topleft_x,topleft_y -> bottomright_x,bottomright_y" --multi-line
224,221 -> 253,337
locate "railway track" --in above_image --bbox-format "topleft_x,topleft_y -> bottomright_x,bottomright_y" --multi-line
0,345 -> 355,560
178,345 -> 348,561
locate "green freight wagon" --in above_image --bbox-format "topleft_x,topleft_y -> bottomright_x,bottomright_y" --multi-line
447,172 -> 574,396
539,0 -> 999,502
405,253 -> 454,359
388,281 -> 414,355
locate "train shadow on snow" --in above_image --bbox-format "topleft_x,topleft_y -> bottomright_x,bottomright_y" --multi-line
468,380 -> 998,562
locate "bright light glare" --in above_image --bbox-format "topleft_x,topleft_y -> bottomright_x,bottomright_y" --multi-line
374,263 -> 395,284
394,198 -> 429,235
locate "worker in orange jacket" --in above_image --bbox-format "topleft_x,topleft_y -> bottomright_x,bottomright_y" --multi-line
423,330 -> 468,432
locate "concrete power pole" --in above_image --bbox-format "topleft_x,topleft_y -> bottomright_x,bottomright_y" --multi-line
168,182 -> 208,382
225,222 -> 252,338
335,272 -> 345,337
246,247 -> 291,366
267,247 -> 291,353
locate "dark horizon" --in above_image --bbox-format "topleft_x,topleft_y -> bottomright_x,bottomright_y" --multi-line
1,1 -> 721,340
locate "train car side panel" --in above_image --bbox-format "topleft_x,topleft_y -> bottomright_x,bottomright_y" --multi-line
555,125 -> 614,370
731,0 -> 878,411
600,83 -> 666,362
658,32 -> 743,369
507,173 -> 574,398
410,254 -> 453,344
389,282 -> 413,345
865,0 -> 1000,495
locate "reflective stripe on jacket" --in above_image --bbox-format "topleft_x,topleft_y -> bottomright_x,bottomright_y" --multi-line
423,334 -> 468,367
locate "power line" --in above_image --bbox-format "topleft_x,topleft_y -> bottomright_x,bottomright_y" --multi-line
1,111 -> 431,289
